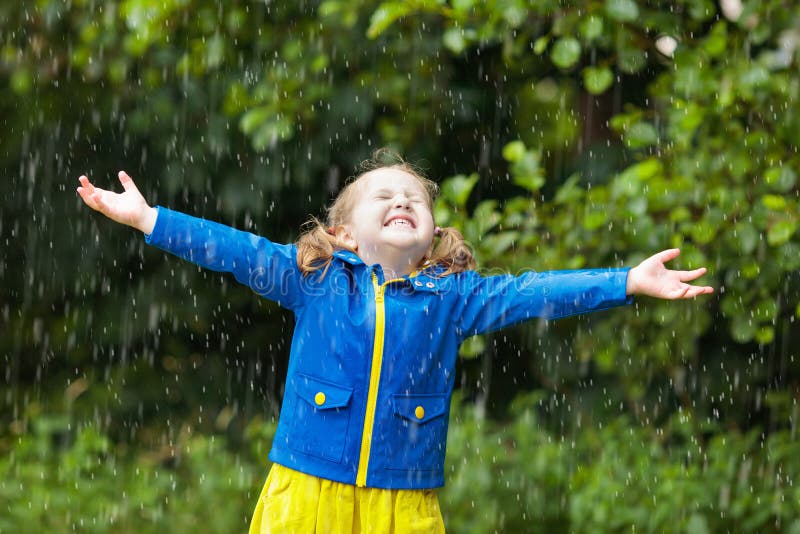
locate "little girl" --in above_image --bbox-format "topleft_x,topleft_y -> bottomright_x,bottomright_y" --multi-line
77,157 -> 712,533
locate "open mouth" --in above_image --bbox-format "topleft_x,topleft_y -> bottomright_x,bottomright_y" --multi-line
384,215 -> 416,229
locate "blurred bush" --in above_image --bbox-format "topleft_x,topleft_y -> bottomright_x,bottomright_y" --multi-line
0,415 -> 275,532
3,399 -> 799,532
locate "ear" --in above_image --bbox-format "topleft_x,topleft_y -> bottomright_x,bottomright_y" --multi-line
336,224 -> 358,250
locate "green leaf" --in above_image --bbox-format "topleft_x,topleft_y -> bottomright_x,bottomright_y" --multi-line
742,260 -> 761,279
605,0 -> 639,22
730,314 -> 756,343
583,210 -> 608,231
554,174 -> 583,204
433,204 -> 451,227
367,2 -> 413,39
618,46 -> 647,74
754,299 -> 778,322
624,122 -> 659,148
691,221 -> 717,245
550,37 -> 581,69
10,69 -> 32,94
452,0 -> 476,11
702,22 -> 728,58
609,109 -> 642,132
670,206 -> 691,222
631,158 -> 663,180
594,346 -> 616,372
763,167 -> 797,192
481,231 -> 520,256
319,1 -> 343,17
443,27 -> 467,54
533,36 -> 549,55
510,148 -> 546,192
688,0 -> 716,21
473,200 -> 501,234
755,326 -> 775,345
735,223 -> 759,254
514,173 -> 545,192
767,220 -> 797,246
459,335 -> 485,358
673,101 -> 705,137
627,196 -> 647,216
613,159 -> 661,197
580,16 -> 604,41
720,295 -> 741,317
582,66 -> 614,94
239,106 -> 271,134
502,140 -> 526,162
739,65 -> 770,92
441,173 -> 479,208
251,117 -> 295,151
777,242 -> 800,270
502,5 -> 527,27
206,34 -> 225,69
686,514 -> 711,534
761,194 -> 786,211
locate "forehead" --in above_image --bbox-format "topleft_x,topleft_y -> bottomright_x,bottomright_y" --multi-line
358,168 -> 428,196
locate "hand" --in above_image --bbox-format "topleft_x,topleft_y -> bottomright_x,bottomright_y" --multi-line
626,249 -> 714,299
77,171 -> 158,234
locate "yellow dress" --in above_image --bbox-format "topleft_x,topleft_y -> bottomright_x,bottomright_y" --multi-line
249,464 -> 446,533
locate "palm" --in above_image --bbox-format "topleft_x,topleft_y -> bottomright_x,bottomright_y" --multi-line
77,172 -> 148,228
629,249 -> 714,299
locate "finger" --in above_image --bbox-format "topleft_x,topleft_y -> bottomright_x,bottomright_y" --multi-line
655,248 -> 681,264
78,188 -> 107,213
670,285 -> 690,299
681,285 -> 714,298
118,171 -> 139,193
91,191 -> 108,210
77,186 -> 98,209
678,267 -> 707,282
78,175 -> 95,193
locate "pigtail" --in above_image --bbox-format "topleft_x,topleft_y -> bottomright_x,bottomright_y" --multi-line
296,218 -> 354,277
427,226 -> 476,275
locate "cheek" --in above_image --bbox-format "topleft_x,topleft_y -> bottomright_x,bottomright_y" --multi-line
420,211 -> 435,231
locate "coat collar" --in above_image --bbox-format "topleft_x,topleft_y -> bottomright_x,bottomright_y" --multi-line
332,249 -> 363,265
330,250 -> 452,292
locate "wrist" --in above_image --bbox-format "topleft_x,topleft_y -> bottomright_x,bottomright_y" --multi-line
137,206 -> 158,234
625,266 -> 638,296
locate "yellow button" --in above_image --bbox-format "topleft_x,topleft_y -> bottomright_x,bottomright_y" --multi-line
415,405 -> 425,419
314,392 -> 326,406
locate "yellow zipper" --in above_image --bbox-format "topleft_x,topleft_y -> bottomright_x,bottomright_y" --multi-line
355,271 -> 404,487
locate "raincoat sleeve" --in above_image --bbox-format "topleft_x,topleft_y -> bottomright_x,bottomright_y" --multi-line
144,206 -> 305,310
454,268 -> 632,338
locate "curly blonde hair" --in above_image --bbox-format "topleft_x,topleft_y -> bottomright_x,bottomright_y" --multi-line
296,150 -> 475,277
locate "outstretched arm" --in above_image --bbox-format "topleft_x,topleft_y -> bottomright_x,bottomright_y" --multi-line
79,172 -> 307,309
77,171 -> 158,234
626,248 -> 714,299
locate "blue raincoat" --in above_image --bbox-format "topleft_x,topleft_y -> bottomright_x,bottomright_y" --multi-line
146,207 -> 632,489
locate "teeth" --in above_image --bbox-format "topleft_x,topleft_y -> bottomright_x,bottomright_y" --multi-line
390,219 -> 411,227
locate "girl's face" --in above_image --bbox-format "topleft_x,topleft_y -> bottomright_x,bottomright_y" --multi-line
341,168 -> 435,269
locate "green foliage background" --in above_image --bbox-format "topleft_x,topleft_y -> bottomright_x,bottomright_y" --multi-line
1,0 -> 799,531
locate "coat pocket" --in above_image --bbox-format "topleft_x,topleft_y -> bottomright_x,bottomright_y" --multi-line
289,373 -> 353,463
387,393 -> 449,470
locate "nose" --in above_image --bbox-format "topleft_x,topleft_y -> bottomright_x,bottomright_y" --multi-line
394,194 -> 410,209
